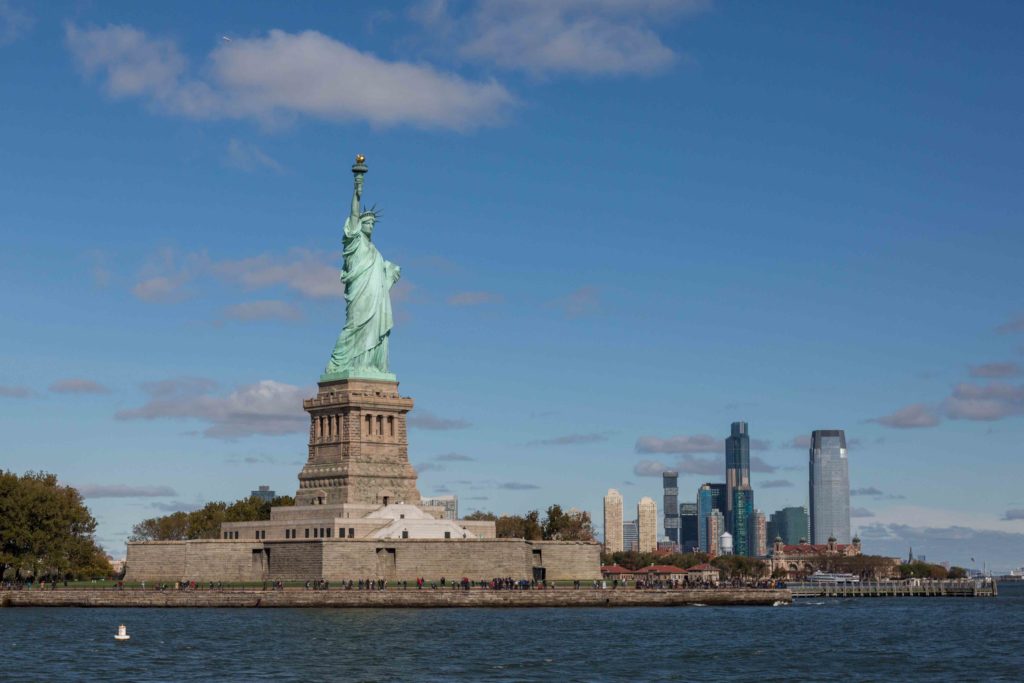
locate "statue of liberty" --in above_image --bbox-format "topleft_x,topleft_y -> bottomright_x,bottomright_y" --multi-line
324,155 -> 400,381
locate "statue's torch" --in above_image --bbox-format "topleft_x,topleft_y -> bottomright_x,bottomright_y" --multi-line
352,154 -> 368,180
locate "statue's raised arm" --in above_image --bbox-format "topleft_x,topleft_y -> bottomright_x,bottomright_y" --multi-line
345,154 -> 367,237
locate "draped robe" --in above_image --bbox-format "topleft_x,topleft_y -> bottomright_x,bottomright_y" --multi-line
325,215 -> 400,376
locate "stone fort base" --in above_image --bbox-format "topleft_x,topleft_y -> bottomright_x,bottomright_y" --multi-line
125,538 -> 601,583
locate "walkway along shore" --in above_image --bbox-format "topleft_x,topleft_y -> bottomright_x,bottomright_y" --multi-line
0,588 -> 789,608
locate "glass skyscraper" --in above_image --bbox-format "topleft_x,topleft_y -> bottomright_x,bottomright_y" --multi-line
767,506 -> 810,545
809,430 -> 851,544
731,487 -> 754,556
622,520 -> 639,552
662,471 -> 680,546
697,483 -> 727,553
725,422 -> 751,539
679,502 -> 699,552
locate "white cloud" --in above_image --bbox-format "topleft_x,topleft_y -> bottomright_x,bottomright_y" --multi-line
78,484 -> 176,498
969,362 -> 1021,378
132,248 -> 208,303
408,410 -> 471,430
996,314 -> 1024,334
528,432 -> 610,446
944,382 -> 1024,421
132,248 -> 342,304
0,384 -> 33,398
66,24 -> 513,130
49,378 -> 111,394
636,434 -> 718,454
869,402 -> 941,429
447,291 -> 502,306
211,249 -> 341,299
115,377 -> 310,439
225,138 -> 283,173
553,286 -> 600,318
222,300 -> 303,322
0,0 -> 34,47
421,0 -> 708,77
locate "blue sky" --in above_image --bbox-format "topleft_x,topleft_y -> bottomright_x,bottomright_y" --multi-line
1,1 -> 1023,571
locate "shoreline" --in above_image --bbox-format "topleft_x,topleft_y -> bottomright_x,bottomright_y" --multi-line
0,587 -> 788,608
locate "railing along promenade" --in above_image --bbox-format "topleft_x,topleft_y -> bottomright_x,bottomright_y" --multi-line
789,579 -> 997,598
0,584 -> 791,608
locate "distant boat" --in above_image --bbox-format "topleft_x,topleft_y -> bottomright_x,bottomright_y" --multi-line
807,571 -> 860,584
115,624 -> 130,641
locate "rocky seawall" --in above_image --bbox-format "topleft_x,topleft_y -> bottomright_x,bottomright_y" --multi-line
1,588 -> 789,608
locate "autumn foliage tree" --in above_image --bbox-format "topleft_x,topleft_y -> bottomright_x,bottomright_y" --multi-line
130,495 -> 295,541
463,505 -> 594,542
0,471 -> 112,581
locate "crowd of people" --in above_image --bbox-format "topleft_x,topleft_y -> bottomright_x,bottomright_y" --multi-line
1,576 -> 783,591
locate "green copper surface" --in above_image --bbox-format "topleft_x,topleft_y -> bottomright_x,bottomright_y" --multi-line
324,158 -> 401,380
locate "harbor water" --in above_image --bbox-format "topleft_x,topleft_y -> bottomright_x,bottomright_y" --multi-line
3,583 -> 1021,681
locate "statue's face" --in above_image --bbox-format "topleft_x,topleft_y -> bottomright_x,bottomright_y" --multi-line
361,217 -> 375,237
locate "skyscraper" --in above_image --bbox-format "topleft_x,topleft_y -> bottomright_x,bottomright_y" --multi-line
250,485 -> 276,503
603,489 -> 624,553
725,421 -> 751,537
809,430 -> 851,544
638,497 -> 658,552
767,506 -> 810,545
751,509 -> 767,557
662,471 -> 680,546
698,483 -> 727,553
707,509 -> 725,556
421,494 -> 458,520
731,487 -> 755,556
679,502 -> 699,552
623,520 -> 639,552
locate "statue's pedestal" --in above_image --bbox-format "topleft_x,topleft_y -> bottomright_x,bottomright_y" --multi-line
296,378 -> 419,507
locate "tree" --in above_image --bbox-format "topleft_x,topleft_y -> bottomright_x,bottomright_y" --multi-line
601,550 -> 708,571
947,566 -> 968,579
543,505 -> 595,541
496,511 -> 543,540
711,555 -> 767,580
129,495 -> 296,541
462,511 -> 497,522
0,471 -> 112,580
898,561 -> 948,580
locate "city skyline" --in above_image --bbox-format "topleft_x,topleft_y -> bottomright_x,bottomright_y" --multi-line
1,2 -> 1023,571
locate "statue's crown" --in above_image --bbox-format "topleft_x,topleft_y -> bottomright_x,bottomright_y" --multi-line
359,204 -> 380,221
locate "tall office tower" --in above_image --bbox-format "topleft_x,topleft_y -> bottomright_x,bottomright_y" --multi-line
638,497 -> 658,552
707,509 -> 725,556
731,486 -> 754,556
751,510 -> 767,557
250,485 -> 276,503
679,502 -> 699,552
623,520 -> 639,552
725,421 -> 751,536
662,471 -> 680,546
809,430 -> 851,544
697,483 -> 727,552
603,489 -> 624,553
767,506 -> 810,545
420,494 -> 458,520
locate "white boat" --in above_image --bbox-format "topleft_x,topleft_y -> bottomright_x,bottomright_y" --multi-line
807,571 -> 860,584
114,624 -> 130,641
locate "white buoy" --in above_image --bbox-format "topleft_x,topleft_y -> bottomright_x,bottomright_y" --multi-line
115,624 -> 130,641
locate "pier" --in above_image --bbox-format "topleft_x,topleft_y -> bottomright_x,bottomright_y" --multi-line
790,579 -> 997,598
